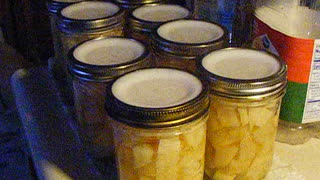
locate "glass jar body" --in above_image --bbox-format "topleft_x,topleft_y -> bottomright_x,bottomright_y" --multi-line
57,27 -> 124,104
125,28 -> 152,47
73,78 -> 115,158
205,94 -> 282,180
112,114 -> 208,180
153,50 -> 196,72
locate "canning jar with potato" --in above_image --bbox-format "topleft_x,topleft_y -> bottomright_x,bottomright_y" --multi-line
105,68 -> 209,180
197,48 -> 287,180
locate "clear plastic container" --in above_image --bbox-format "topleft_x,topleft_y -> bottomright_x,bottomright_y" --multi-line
125,4 -> 190,46
105,68 -> 209,180
57,1 -> 125,104
68,37 -> 151,158
253,0 -> 320,145
197,48 -> 287,179
152,19 -> 228,72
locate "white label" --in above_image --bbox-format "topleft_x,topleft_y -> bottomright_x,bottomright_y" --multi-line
303,39 -> 320,123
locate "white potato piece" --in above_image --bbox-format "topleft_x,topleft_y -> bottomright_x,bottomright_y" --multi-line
183,123 -> 206,147
156,137 -> 181,180
252,118 -> 276,145
225,135 -> 257,174
248,106 -> 274,127
179,146 -> 205,178
133,144 -> 155,168
237,107 -> 249,126
214,144 -> 239,168
216,105 -> 241,128
209,127 -> 247,146
240,150 -> 273,179
213,170 -> 236,180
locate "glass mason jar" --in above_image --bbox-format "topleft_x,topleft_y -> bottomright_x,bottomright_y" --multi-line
57,1 -> 125,104
197,48 -> 287,180
125,4 -> 191,46
152,19 -> 228,72
68,37 -> 152,158
105,68 -> 209,180
46,0 -> 85,106
47,0 -> 84,62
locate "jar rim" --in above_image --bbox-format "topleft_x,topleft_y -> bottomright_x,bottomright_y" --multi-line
68,36 -> 152,82
197,48 -> 288,99
152,19 -> 229,57
46,0 -> 85,14
57,1 -> 125,33
127,4 -> 191,33
105,68 -> 210,128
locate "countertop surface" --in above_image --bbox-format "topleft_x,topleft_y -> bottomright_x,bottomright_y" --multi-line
267,138 -> 320,179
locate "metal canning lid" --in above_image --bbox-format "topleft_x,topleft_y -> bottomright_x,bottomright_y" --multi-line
105,68 -> 210,128
115,0 -> 164,5
128,4 -> 190,33
58,1 -> 125,33
47,0 -> 84,15
115,0 -> 167,9
153,19 -> 228,57
69,36 -> 151,82
197,48 -> 288,99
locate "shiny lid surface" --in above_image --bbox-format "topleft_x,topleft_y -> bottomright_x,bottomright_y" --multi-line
105,68 -> 209,128
69,37 -> 151,82
153,20 -> 228,57
198,48 -> 287,99
58,1 -> 124,32
128,4 -> 190,33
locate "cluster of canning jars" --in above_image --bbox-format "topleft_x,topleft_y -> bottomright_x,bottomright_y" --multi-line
47,1 -> 288,179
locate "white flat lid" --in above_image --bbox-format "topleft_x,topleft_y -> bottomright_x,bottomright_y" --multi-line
202,49 -> 281,79
73,38 -> 145,66
157,20 -> 224,44
132,4 -> 189,22
112,68 -> 203,108
61,1 -> 119,20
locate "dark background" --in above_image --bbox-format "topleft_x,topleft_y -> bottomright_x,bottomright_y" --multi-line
0,0 -> 186,65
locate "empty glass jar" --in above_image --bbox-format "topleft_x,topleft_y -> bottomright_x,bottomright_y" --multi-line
105,68 -> 209,180
197,48 -> 287,180
69,37 -> 151,158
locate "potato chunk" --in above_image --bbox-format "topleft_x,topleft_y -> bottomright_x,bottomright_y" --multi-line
216,106 -> 241,128
183,123 -> 206,147
213,144 -> 239,168
213,170 -> 236,180
133,144 -> 154,169
225,135 -> 257,174
156,137 -> 181,180
249,107 -> 274,127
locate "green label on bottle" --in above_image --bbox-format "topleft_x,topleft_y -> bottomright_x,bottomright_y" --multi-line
280,82 -> 308,123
